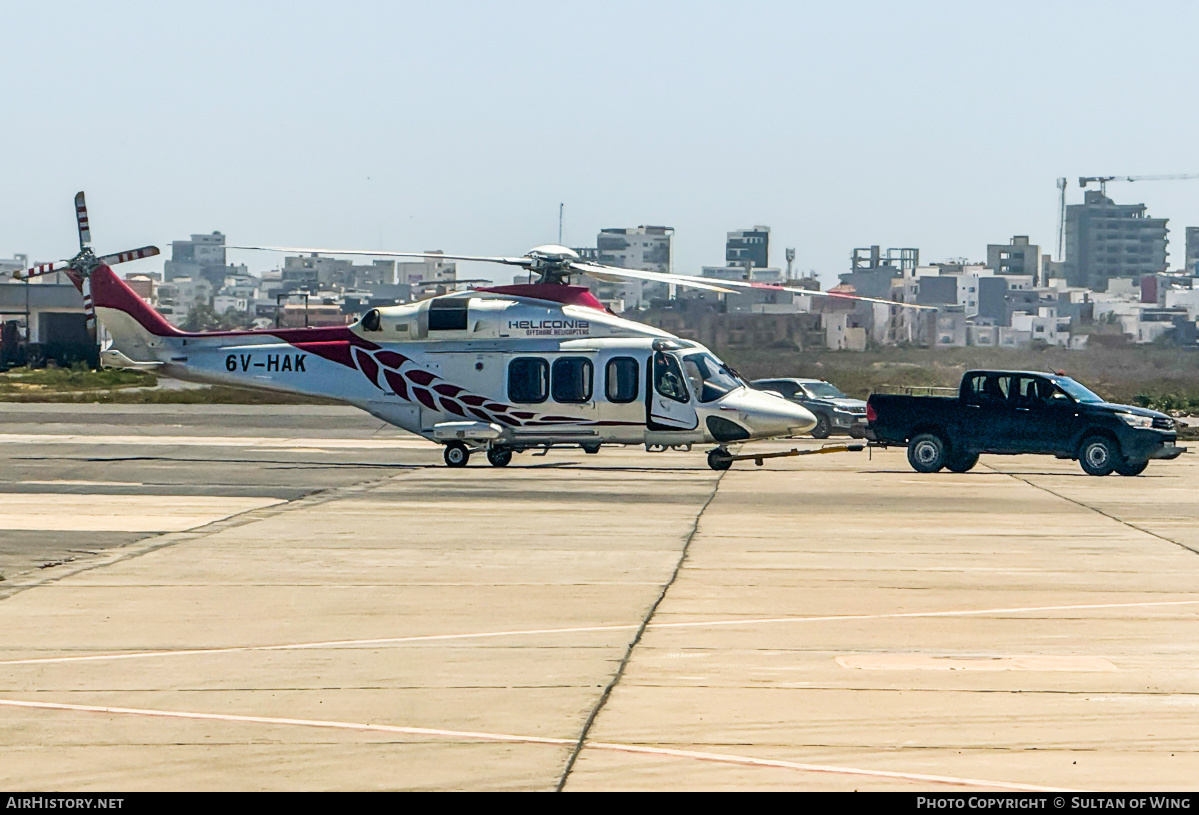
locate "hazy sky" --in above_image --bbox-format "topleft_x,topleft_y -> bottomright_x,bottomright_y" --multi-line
5,1 -> 1199,286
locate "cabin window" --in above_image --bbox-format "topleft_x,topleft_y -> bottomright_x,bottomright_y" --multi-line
428,297 -> 470,331
508,357 -> 548,403
605,357 -> 639,403
551,357 -> 593,404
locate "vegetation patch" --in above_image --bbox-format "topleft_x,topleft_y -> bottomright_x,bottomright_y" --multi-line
0,366 -> 156,394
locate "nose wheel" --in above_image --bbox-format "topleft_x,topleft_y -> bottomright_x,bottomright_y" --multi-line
707,448 -> 733,471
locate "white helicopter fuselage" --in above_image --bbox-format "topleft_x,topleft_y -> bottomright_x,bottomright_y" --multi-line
94,276 -> 817,458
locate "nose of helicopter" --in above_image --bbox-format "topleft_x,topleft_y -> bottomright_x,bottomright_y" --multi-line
729,388 -> 817,438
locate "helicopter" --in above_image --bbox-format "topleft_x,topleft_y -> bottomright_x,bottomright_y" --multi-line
15,193 -> 933,470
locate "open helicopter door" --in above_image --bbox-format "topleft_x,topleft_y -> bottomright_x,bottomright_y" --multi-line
646,347 -> 698,430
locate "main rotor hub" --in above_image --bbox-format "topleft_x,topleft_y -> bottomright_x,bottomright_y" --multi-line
524,245 -> 580,285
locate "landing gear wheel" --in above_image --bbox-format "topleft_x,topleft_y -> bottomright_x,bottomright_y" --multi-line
707,449 -> 733,471
486,448 -> 513,467
907,433 -> 947,473
582,444 -> 601,454
1114,457 -> 1148,477
945,452 -> 979,473
810,414 -> 831,439
443,442 -> 470,468
1079,436 -> 1116,476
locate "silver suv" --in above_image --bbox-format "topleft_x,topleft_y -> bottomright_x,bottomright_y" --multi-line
750,378 -> 867,439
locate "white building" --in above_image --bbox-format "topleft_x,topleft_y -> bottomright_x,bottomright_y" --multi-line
594,225 -> 673,309
1010,306 -> 1069,346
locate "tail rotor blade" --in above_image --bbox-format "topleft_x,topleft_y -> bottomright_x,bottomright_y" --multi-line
11,260 -> 70,281
82,277 -> 97,343
96,246 -> 160,266
75,192 -> 91,250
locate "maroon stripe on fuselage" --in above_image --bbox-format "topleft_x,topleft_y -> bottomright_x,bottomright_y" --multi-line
90,265 -> 383,354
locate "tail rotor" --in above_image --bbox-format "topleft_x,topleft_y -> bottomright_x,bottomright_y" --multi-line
11,192 -> 160,343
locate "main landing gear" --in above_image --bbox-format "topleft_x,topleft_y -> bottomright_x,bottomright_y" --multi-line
443,441 -> 470,468
486,447 -> 513,467
443,441 -> 607,468
443,442 -> 514,467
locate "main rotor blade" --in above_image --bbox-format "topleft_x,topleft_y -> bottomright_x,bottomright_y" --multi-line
75,192 -> 91,250
568,262 -> 736,293
227,246 -> 532,267
412,278 -> 493,287
807,289 -> 940,310
11,260 -> 70,281
96,246 -> 160,266
663,273 -> 939,311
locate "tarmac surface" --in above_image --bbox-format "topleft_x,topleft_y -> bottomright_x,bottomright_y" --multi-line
1,404 -> 1198,791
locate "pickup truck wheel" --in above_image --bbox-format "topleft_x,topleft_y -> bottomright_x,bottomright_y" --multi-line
1114,458 -> 1148,476
810,414 -> 831,439
945,452 -> 979,473
1079,436 -> 1117,476
907,433 -> 947,473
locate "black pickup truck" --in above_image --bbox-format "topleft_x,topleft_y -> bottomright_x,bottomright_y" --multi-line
865,370 -> 1184,476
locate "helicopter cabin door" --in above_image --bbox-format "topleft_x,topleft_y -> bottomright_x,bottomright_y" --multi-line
646,350 -> 698,430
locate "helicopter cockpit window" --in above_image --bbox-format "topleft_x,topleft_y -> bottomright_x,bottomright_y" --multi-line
360,309 -> 382,332
508,357 -> 548,403
606,357 -> 639,403
681,352 -> 744,403
551,357 -> 593,403
653,352 -> 690,403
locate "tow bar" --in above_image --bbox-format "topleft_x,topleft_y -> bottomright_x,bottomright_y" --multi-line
708,442 -> 864,470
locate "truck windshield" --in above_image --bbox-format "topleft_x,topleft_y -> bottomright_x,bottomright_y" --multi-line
682,352 -> 744,403
804,382 -> 847,399
1052,377 -> 1104,403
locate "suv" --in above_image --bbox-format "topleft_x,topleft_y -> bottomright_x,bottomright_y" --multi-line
750,377 -> 867,438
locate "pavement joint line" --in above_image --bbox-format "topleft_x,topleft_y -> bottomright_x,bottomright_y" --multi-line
0,468 -> 418,603
984,464 -> 1199,556
555,467 -> 727,791
5,598 -> 1199,667
0,698 -> 1073,792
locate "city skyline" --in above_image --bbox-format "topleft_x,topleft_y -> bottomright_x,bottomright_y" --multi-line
5,1 -> 1199,286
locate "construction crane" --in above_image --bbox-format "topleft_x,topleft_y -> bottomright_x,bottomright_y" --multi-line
1078,174 -> 1199,194
1057,173 -> 1199,262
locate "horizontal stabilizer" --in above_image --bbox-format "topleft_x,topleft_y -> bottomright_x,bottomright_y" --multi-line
100,347 -> 163,370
